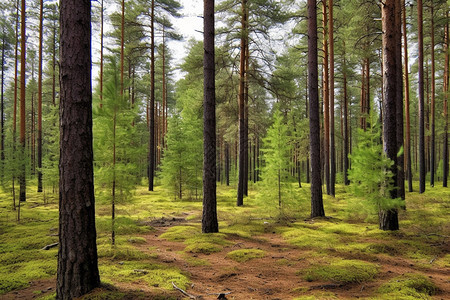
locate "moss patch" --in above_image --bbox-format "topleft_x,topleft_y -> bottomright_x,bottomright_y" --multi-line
184,242 -> 222,254
378,273 -> 437,299
226,249 -> 265,262
301,259 -> 379,284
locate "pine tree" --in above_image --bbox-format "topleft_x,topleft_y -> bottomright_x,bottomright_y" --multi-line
261,108 -> 292,215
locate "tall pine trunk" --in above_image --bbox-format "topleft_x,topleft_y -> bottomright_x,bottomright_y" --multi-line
322,0 -> 330,196
395,0 -> 404,200
1,35 -> 5,182
380,0 -> 399,231
202,0 -> 218,233
443,12 -> 449,188
237,0 -> 247,206
37,0 -> 43,192
418,0 -> 426,194
430,3 -> 436,187
19,0 -> 26,203
328,0 -> 335,196
403,0 -> 413,192
149,0 -> 155,191
308,0 -> 325,218
57,0 -> 100,297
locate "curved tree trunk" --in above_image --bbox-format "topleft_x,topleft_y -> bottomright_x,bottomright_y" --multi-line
57,0 -> 100,297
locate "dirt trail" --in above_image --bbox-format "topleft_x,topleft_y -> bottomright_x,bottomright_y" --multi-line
137,222 -> 450,300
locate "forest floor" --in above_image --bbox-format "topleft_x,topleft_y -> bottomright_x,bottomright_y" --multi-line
0,182 -> 449,299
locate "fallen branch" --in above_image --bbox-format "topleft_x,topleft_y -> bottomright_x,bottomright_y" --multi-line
172,282 -> 196,299
42,242 -> 59,250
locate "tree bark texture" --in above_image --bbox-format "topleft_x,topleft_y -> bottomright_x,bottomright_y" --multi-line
149,0 -> 155,191
430,3 -> 436,187
395,0 -> 404,200
37,0 -> 43,192
444,13 -> 449,188
57,0 -> 100,297
237,0 -> 247,206
308,0 -> 325,218
19,0 -> 26,202
402,0 -> 413,192
380,0 -> 399,231
418,0 -> 426,194
322,0 -> 330,196
202,0 -> 218,233
328,0 -> 335,197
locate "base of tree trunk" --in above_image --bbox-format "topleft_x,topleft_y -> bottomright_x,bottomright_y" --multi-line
378,209 -> 399,231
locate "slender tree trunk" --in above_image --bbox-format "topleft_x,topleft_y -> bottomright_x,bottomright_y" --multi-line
162,29 -> 167,150
444,12 -> 449,188
37,0 -> 43,192
112,113 -> 116,245
202,0 -> 218,233
19,0 -> 26,203
395,0 -> 405,200
403,0 -> 412,192
12,0 -> 19,210
380,0 -> 399,231
244,36 -> 249,196
328,0 -> 335,196
418,0 -> 425,194
322,0 -> 330,196
1,36 -> 5,181
57,0 -> 101,297
52,26 -> 56,106
237,0 -> 247,206
308,0 -> 325,218
430,3 -> 436,187
149,0 -> 155,191
120,0 -> 125,93
225,142 -> 230,186
99,0 -> 104,109
343,44 -> 349,185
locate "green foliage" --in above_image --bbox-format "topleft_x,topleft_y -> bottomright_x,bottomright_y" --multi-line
159,44 -> 203,200
226,249 -> 265,262
94,56 -> 144,204
348,120 -> 402,212
302,259 -> 379,284
259,108 -> 295,217
378,273 -> 437,299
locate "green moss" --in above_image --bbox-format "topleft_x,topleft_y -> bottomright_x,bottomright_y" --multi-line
282,227 -> 339,250
97,245 -> 150,260
127,237 -> 147,244
184,242 -> 222,254
0,276 -> 29,295
159,225 -> 198,241
226,249 -> 265,262
182,255 -> 210,266
301,259 -> 379,284
378,273 -> 437,299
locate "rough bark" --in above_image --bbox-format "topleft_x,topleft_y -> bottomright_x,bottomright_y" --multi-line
430,3 -> 436,187
322,0 -> 330,196
418,0 -> 426,194
402,0 -> 413,192
308,0 -> 325,218
149,0 -> 155,191
1,35 -> 5,175
202,0 -> 218,233
444,12 -> 449,188
395,0 -> 404,200
57,0 -> 100,298
342,43 -> 349,185
37,0 -> 43,192
19,0 -> 26,202
237,0 -> 247,206
328,0 -> 335,196
380,0 -> 399,231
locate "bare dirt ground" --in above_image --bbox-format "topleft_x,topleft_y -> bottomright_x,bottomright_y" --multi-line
3,220 -> 449,300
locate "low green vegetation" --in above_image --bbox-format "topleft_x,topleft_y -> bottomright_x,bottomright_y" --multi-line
226,249 -> 265,262
0,182 -> 448,299
301,259 -> 379,284
377,273 -> 437,299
